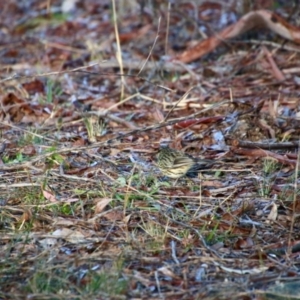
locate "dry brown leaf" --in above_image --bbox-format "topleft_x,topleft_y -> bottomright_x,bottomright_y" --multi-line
123,214 -> 131,225
234,237 -> 254,249
175,10 -> 300,63
94,198 -> 113,214
21,209 -> 32,222
267,203 -> 278,221
42,189 -> 58,203
52,228 -> 86,243
104,210 -> 124,221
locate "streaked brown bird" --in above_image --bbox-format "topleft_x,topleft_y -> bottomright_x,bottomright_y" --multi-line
156,145 -> 213,179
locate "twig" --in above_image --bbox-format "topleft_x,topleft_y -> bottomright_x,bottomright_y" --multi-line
137,17 -> 161,76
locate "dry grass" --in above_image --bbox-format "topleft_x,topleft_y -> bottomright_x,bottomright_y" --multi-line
1,1 -> 300,299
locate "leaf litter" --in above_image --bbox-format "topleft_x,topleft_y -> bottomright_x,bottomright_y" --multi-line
1,1 -> 300,299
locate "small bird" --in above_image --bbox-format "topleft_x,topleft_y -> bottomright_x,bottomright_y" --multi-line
156,145 -> 214,179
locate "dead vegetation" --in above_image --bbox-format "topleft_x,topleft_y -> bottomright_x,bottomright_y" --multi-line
1,0 -> 300,299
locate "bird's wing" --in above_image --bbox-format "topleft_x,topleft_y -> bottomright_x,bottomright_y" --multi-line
173,156 -> 194,168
